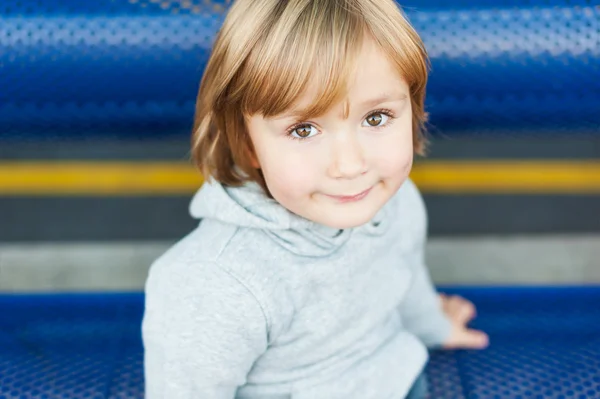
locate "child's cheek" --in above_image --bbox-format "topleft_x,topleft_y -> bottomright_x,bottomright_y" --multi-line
371,131 -> 413,181
262,149 -> 319,203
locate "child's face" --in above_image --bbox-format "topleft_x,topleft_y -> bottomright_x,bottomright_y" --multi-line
247,37 -> 414,229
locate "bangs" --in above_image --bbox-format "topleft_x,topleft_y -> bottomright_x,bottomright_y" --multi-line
234,0 -> 366,120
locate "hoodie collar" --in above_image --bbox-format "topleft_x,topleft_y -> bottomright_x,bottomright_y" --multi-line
190,180 -> 391,257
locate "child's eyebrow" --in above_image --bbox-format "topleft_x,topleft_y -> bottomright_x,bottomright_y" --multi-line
356,92 -> 408,110
340,92 -> 408,119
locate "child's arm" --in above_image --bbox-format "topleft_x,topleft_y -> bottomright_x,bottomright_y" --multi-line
392,179 -> 451,347
142,260 -> 268,399
398,246 -> 453,348
400,252 -> 488,350
397,179 -> 487,349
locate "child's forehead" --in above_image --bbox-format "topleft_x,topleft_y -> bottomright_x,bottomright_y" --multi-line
279,90 -> 409,122
273,50 -> 409,119
238,10 -> 414,121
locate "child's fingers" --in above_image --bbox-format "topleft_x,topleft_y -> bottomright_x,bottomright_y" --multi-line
460,328 -> 489,349
445,328 -> 489,350
442,295 -> 477,323
455,297 -> 476,322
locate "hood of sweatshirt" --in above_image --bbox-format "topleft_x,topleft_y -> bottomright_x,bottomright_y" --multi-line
189,180 -> 391,257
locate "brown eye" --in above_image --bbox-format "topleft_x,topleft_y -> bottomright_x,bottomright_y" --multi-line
366,114 -> 383,126
296,126 -> 312,137
290,124 -> 317,139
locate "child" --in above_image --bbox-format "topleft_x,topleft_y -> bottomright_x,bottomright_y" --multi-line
142,0 -> 489,398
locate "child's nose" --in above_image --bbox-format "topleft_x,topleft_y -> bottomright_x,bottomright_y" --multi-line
327,133 -> 368,179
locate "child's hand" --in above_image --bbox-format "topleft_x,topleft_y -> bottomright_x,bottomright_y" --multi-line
439,293 -> 489,350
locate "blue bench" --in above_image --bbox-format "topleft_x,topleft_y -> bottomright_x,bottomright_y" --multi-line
1,288 -> 599,398
1,2 -> 599,396
1,0 -> 598,139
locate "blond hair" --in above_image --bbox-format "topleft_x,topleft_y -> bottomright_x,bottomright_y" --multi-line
192,0 -> 430,193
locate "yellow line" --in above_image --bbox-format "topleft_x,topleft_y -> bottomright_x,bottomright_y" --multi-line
410,161 -> 600,194
0,162 -> 203,195
1,160 -> 600,195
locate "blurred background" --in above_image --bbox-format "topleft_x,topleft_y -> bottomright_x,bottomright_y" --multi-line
1,1 -> 599,398
1,0 -> 598,291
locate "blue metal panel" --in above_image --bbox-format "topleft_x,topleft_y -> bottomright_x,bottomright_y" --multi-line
0,1 -> 598,138
1,287 -> 599,398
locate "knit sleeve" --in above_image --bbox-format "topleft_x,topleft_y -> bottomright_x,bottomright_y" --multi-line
142,259 -> 268,399
396,179 -> 452,348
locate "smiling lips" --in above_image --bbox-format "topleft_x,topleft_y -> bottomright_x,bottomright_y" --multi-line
326,186 -> 373,203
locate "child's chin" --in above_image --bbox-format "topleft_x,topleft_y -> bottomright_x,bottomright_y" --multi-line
315,208 -> 380,230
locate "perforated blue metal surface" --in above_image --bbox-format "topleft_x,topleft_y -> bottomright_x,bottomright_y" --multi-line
0,1 -> 598,139
1,287 -> 599,398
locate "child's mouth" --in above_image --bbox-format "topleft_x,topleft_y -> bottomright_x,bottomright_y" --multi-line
326,186 -> 373,203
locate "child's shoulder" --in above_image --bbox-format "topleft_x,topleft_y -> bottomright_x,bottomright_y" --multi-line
142,223 -> 271,358
148,218 -> 234,270
145,217 -> 286,308
396,177 -> 425,207
392,178 -> 427,226
384,178 -> 428,248
147,218 -> 264,284
144,219 -> 294,342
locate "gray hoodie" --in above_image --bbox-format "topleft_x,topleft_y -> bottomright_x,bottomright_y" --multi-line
142,178 -> 451,399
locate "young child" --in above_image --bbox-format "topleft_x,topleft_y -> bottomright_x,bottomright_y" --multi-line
142,0 -> 489,398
